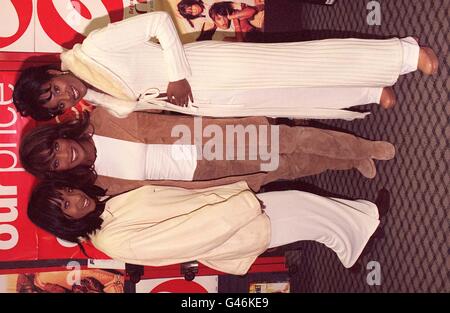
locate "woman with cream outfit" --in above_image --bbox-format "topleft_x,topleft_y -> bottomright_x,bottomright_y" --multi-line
57,11 -> 436,120
28,180 -> 384,275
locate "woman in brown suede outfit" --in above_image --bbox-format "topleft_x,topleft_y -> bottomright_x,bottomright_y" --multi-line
19,108 -> 394,194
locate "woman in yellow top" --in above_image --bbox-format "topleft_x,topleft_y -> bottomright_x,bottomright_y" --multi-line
28,180 -> 385,275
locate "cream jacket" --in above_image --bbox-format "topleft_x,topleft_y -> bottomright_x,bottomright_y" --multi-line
90,181 -> 271,275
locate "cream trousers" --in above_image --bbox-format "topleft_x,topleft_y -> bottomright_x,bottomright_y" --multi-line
257,190 -> 380,268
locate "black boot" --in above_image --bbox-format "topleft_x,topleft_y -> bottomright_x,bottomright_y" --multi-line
375,188 -> 391,219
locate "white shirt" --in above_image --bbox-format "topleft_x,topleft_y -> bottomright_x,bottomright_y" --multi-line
93,135 -> 197,181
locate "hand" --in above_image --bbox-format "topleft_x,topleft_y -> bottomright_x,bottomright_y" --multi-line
166,79 -> 194,107
232,19 -> 244,42
233,18 -> 242,31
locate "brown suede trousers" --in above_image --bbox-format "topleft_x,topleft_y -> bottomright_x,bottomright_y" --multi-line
90,108 -> 383,195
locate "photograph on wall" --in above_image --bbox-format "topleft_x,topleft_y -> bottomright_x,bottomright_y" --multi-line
249,281 -> 290,293
0,269 -> 125,293
159,0 -> 265,42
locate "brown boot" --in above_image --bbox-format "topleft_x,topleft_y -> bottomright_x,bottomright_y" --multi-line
375,188 -> 391,218
354,159 -> 376,179
369,141 -> 396,160
379,87 -> 396,109
418,47 -> 439,75
287,126 -> 396,161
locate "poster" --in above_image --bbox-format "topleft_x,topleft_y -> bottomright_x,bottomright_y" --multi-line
0,0 -> 157,52
0,268 -> 125,293
34,0 -> 157,52
0,0 -> 34,52
161,0 -> 265,42
0,69 -> 38,261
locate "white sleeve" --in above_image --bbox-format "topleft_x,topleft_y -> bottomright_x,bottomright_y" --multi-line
84,11 -> 191,82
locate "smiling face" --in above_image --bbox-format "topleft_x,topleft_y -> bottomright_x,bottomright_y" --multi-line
57,187 -> 96,220
39,70 -> 87,115
50,138 -> 95,171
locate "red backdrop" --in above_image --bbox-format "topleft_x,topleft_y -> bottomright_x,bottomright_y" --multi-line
0,0 -> 157,264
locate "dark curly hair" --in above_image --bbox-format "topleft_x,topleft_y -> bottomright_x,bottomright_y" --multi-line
177,0 -> 205,28
209,1 -> 234,20
19,111 -> 97,185
12,64 -> 66,121
27,180 -> 106,244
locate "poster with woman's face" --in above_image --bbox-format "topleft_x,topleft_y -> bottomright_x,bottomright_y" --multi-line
0,269 -> 125,293
158,0 -> 265,43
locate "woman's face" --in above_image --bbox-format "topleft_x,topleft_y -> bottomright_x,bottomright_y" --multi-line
40,70 -> 87,115
186,4 -> 203,16
57,187 -> 96,220
49,138 -> 93,171
213,14 -> 230,29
